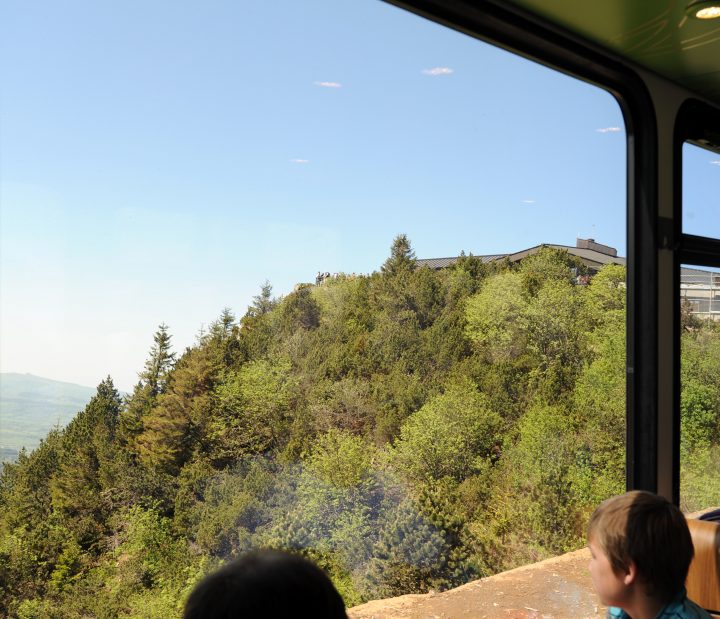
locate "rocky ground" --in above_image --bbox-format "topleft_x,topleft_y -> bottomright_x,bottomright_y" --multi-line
348,548 -> 603,619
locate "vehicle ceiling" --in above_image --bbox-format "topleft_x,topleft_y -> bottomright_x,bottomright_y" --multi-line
508,0 -> 720,107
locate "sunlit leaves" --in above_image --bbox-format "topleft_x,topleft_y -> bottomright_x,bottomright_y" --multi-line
465,272 -> 527,362
392,381 -> 501,485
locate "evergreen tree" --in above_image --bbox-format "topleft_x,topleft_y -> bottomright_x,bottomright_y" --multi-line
278,286 -> 320,333
249,280 -> 276,316
50,377 -> 123,547
137,345 -> 218,476
239,283 -> 277,361
381,234 -> 416,276
143,323 -> 176,396
207,308 -> 242,368
451,251 -> 487,283
208,308 -> 236,342
365,499 -> 454,597
120,325 -> 176,444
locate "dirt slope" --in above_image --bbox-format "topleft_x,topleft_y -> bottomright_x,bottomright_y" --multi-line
348,548 -> 603,619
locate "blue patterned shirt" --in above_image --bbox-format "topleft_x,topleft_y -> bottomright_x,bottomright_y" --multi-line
607,589 -> 712,619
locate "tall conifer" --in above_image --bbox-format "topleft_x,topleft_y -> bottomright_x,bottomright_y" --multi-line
381,234 -> 417,276
120,325 -> 176,444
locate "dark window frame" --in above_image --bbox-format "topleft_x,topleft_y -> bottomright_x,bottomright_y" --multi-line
676,100 -> 720,269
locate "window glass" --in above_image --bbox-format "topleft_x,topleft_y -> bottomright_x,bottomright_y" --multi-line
0,1 -> 625,613
683,142 -> 720,239
680,263 -> 720,513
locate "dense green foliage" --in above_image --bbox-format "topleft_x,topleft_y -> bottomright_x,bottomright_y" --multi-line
1,241 -> 718,617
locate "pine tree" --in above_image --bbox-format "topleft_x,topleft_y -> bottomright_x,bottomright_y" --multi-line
207,308 -> 242,368
381,234 -> 417,276
365,499 -> 451,597
250,280 -> 276,316
278,286 -> 320,333
137,345 -> 217,475
50,377 -> 123,547
120,325 -> 176,444
143,323 -> 176,397
208,308 -> 236,341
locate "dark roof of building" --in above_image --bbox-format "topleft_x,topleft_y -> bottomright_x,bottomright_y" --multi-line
681,266 -> 719,277
417,243 -> 626,271
681,266 -> 720,285
416,255 -> 508,270
508,244 -> 626,267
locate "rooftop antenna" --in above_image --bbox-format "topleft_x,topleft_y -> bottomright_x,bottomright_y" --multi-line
591,223 -> 596,240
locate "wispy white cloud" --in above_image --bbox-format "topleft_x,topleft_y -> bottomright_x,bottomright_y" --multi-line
521,199 -> 536,204
596,126 -> 622,133
422,67 -> 454,76
710,160 -> 720,166
314,81 -> 342,88
290,159 -> 310,164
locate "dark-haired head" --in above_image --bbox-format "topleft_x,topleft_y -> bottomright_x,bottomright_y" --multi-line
183,550 -> 348,619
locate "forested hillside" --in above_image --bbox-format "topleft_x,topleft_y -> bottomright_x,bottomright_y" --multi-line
1,237 -> 718,618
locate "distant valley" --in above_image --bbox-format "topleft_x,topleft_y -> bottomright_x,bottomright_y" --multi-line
0,373 -> 96,461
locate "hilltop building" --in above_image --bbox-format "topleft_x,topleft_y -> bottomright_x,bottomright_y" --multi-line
416,237 -> 624,275
417,238 -> 719,320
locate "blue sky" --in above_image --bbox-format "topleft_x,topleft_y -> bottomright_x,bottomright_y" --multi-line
0,0 -> 713,392
683,143 -> 720,240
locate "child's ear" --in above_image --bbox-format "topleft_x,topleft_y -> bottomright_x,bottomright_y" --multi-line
623,561 -> 638,586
